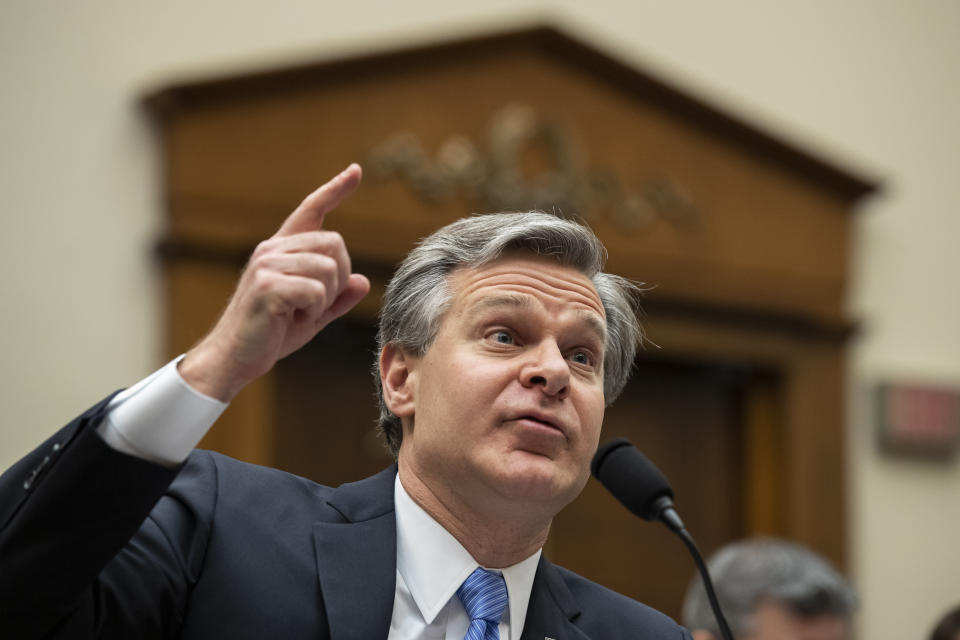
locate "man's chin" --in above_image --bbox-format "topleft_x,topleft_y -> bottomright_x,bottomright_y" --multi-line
488,454 -> 586,508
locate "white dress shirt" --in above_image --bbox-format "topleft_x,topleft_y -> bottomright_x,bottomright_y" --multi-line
96,358 -> 543,639
97,356 -> 227,466
392,475 -> 540,640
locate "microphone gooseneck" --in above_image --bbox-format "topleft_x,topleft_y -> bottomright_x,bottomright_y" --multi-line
591,438 -> 736,640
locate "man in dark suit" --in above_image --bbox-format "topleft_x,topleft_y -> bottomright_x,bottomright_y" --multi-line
0,165 -> 692,639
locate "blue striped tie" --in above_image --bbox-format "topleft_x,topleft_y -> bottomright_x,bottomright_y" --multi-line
456,567 -> 508,640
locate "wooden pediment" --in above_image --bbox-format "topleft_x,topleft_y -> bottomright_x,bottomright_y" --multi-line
145,25 -> 876,331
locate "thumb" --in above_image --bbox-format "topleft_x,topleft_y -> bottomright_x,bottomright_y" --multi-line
317,274 -> 371,329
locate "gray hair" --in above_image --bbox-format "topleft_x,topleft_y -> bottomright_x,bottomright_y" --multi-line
373,211 -> 643,457
682,538 -> 858,638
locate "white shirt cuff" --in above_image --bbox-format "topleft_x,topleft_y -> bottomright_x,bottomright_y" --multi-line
96,356 -> 228,467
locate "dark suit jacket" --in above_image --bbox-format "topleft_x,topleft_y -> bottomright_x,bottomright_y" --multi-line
0,395 -> 691,639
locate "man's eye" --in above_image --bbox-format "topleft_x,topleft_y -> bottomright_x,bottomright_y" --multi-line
492,331 -> 514,344
571,351 -> 592,366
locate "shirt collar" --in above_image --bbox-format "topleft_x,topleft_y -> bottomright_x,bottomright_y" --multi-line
394,475 -> 542,639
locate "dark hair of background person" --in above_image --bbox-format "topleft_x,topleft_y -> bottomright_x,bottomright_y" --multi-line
930,605 -> 960,640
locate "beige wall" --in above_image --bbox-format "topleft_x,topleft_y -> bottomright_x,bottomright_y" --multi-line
2,2 -> 958,638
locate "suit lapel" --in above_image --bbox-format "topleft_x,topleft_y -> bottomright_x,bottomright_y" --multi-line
520,556 -> 590,640
311,469 -> 590,640
312,466 -> 398,640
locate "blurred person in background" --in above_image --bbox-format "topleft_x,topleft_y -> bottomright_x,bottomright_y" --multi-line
930,605 -> 960,640
682,537 -> 857,640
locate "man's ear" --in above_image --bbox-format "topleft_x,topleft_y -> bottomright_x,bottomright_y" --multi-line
691,630 -> 718,640
379,343 -> 416,420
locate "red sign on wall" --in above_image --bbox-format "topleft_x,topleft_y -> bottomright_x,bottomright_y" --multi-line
876,383 -> 960,458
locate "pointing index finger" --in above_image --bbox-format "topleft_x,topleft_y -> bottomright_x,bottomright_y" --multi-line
276,163 -> 362,237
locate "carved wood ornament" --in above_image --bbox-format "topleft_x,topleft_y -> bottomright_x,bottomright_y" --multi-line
367,103 -> 699,232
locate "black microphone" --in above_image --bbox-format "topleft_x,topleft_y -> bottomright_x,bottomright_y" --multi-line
590,438 -> 686,533
591,438 -> 735,640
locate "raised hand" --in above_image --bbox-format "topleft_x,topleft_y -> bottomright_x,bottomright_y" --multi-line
178,164 -> 370,402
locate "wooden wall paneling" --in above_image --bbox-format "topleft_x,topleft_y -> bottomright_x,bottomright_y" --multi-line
274,318 -> 393,486
149,27 -> 869,327
642,307 -> 849,570
743,373 -> 787,537
551,355 -> 750,619
781,343 -> 847,567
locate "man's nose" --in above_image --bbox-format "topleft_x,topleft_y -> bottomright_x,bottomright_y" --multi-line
520,340 -> 570,399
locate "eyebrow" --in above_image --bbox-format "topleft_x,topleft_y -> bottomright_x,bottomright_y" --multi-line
469,294 -> 607,344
